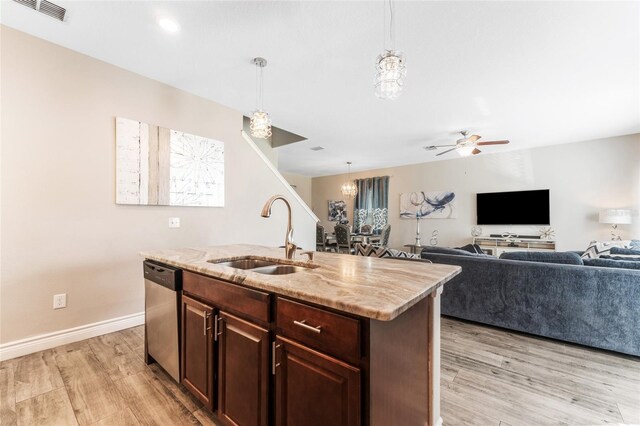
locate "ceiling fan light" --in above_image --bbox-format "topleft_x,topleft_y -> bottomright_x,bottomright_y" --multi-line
457,145 -> 475,157
250,110 -> 272,139
374,50 -> 406,100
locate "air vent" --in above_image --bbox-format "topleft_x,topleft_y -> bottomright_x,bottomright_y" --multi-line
39,0 -> 66,21
310,146 -> 325,151
13,0 -> 36,9
12,0 -> 66,21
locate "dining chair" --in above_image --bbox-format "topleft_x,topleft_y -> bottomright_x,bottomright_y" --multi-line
334,224 -> 354,254
373,224 -> 391,247
360,224 -> 372,234
316,223 -> 326,252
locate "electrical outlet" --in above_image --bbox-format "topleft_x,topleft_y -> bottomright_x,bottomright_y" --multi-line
169,217 -> 180,228
53,293 -> 67,309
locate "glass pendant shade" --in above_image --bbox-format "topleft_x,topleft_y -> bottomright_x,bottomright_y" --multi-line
250,57 -> 272,139
341,181 -> 358,198
375,50 -> 406,100
250,110 -> 272,139
340,162 -> 358,198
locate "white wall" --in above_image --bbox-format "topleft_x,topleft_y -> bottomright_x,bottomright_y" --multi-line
0,26 -> 316,345
253,137 -> 279,169
312,135 -> 640,252
281,172 -> 313,207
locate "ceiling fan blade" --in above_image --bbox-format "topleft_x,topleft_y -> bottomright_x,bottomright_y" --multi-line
468,135 -> 481,142
472,148 -> 481,155
431,144 -> 457,147
436,147 -> 458,157
476,140 -> 510,146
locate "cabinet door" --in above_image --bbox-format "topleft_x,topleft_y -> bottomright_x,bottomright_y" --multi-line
275,337 -> 360,426
217,311 -> 270,426
181,295 -> 215,410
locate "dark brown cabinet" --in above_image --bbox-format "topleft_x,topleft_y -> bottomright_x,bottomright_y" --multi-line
274,337 -> 361,426
181,295 -> 215,411
217,311 -> 270,426
180,271 -> 363,426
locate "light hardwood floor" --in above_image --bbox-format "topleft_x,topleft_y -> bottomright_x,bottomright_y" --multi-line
0,318 -> 638,425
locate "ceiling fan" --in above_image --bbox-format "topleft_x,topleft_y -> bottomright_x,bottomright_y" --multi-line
424,131 -> 510,157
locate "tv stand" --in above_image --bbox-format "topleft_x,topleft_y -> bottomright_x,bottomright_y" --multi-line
473,236 -> 556,257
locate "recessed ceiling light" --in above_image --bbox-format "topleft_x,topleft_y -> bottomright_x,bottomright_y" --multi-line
158,17 -> 180,33
310,146 -> 325,151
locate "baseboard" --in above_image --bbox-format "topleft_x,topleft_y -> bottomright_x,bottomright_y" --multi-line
0,312 -> 145,361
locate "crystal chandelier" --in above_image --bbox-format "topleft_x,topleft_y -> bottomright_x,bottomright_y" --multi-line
375,0 -> 406,100
250,57 -> 272,139
340,162 -> 358,198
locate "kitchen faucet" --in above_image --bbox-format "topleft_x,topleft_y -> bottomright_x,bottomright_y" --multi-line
261,195 -> 298,260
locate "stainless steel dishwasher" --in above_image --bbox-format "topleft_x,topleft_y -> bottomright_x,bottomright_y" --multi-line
144,260 -> 182,382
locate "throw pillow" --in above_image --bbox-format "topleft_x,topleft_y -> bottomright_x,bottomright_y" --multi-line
583,258 -> 640,270
581,240 -> 633,259
456,244 -> 485,254
610,247 -> 640,256
355,244 -> 419,259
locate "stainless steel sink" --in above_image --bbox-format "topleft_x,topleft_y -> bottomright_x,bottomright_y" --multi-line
212,259 -> 276,270
208,255 -> 316,275
251,265 -> 308,275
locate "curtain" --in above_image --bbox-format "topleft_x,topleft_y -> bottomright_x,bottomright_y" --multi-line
353,176 -> 389,232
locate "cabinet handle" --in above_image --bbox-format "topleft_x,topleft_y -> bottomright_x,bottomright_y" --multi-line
271,341 -> 281,375
213,314 -> 218,340
293,320 -> 322,334
214,316 -> 223,341
203,311 -> 212,336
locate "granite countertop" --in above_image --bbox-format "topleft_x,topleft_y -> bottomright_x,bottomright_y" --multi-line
140,244 -> 461,321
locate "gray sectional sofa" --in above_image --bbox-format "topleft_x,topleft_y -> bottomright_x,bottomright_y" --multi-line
420,247 -> 640,356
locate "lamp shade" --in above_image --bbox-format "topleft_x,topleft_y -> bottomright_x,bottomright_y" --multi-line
599,209 -> 632,225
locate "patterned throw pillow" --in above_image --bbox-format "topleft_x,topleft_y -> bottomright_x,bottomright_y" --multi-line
355,244 -> 420,259
581,240 -> 633,259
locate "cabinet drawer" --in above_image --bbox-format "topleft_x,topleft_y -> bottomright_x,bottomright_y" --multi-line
183,271 -> 270,324
276,298 -> 361,365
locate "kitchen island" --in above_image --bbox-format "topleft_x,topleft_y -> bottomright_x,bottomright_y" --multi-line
141,244 -> 461,426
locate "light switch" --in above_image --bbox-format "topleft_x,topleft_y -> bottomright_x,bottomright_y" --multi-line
169,217 -> 180,228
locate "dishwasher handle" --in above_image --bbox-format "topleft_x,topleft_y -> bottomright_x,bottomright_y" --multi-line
143,261 -> 182,291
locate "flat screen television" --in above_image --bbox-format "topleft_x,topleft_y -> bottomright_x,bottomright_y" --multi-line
476,189 -> 550,225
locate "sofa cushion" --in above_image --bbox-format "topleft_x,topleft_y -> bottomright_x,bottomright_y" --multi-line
499,251 -> 584,265
600,255 -> 640,261
456,244 -> 485,254
583,258 -> 640,270
421,246 -> 480,257
611,247 -> 640,256
581,240 -> 634,259
355,243 -> 419,259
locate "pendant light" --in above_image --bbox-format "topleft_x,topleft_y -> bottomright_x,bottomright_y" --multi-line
374,0 -> 406,100
340,162 -> 358,198
250,57 -> 272,139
